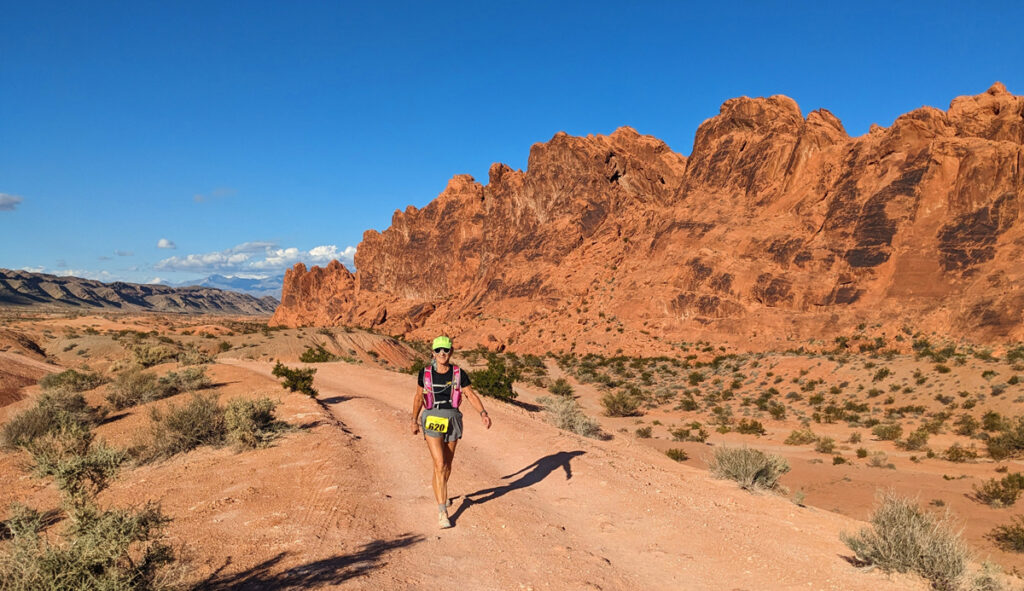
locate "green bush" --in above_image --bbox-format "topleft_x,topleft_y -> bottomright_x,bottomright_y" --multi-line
600,390 -> 641,417
736,419 -> 766,436
105,368 -> 176,410
985,416 -> 1024,460
143,393 -> 225,460
177,345 -> 212,366
299,345 -> 337,363
470,357 -> 519,401
38,369 -> 105,392
872,423 -> 903,441
225,397 -> 283,448
841,492 -> 968,590
988,516 -> 1024,553
856,448 -> 869,458
815,437 -> 836,454
537,395 -> 602,439
708,446 -> 789,491
635,426 -> 652,438
784,428 -> 817,445
1,390 -> 99,450
131,344 -> 179,368
271,362 -> 318,397
159,366 -> 211,393
943,444 -> 978,463
669,422 -> 708,443
548,378 -> 574,397
899,429 -> 930,451
973,473 -> 1024,508
665,448 -> 688,462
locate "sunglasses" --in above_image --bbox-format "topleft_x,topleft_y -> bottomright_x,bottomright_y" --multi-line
433,347 -> 451,354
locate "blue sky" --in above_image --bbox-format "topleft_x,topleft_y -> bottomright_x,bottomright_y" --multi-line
2,1 -> 1022,285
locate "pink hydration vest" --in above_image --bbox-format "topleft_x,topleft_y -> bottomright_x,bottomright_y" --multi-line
422,365 -> 462,409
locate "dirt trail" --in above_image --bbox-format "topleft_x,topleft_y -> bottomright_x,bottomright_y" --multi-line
224,360 -> 924,591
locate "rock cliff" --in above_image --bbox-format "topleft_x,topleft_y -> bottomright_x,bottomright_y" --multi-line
272,84 -> 1024,353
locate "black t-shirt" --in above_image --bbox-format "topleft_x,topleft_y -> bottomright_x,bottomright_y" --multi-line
418,365 -> 471,410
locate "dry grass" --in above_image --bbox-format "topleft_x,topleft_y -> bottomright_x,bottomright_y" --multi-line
708,446 -> 789,492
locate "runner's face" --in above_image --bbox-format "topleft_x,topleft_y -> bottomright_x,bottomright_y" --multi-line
434,348 -> 451,361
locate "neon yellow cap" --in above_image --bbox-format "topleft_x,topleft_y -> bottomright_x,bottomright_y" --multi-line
432,336 -> 452,350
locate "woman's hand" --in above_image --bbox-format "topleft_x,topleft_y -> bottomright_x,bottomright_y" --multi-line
411,418 -> 420,435
481,412 -> 492,429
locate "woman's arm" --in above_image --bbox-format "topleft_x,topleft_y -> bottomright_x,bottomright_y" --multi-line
411,385 -> 423,435
461,386 -> 492,429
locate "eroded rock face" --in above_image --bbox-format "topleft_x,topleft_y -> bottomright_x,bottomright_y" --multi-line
271,84 -> 1024,353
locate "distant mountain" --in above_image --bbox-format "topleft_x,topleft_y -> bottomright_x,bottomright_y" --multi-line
0,269 -> 278,315
175,274 -> 284,299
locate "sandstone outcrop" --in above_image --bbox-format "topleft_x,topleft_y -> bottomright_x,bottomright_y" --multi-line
272,84 -> 1024,353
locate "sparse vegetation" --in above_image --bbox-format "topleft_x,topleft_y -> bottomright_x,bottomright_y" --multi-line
665,448 -> 688,462
872,423 -> 903,441
299,344 -> 338,363
548,378 -> 574,397
224,397 -> 285,448
784,428 -> 817,445
142,393 -> 226,460
600,390 -> 641,417
1,390 -> 101,450
708,446 -> 789,492
470,357 -> 519,401
271,362 -> 318,397
988,516 -> 1024,553
537,395 -> 602,439
841,491 -> 967,590
973,473 -> 1024,508
38,369 -> 106,392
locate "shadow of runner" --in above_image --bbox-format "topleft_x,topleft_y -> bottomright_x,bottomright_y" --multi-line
450,450 -> 585,523
198,533 -> 424,590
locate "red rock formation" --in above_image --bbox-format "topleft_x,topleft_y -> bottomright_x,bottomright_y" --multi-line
271,84 -> 1024,353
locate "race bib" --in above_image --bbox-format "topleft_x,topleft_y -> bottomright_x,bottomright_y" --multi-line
424,416 -> 450,434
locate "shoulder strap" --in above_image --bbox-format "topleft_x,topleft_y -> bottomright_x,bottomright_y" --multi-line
452,365 -> 462,408
423,366 -> 434,409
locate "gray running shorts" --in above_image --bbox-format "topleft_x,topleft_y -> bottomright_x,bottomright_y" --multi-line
420,408 -> 464,442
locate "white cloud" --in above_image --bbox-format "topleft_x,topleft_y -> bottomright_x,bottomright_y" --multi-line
0,193 -> 23,211
157,238 -> 177,249
155,242 -> 355,274
21,266 -> 45,273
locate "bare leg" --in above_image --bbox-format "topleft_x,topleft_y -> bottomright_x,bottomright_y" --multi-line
425,435 -> 448,506
441,440 -> 458,504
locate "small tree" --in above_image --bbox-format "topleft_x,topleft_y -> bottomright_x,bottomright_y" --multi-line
470,357 -> 518,401
272,362 -> 318,397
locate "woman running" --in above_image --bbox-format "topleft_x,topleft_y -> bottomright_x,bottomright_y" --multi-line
411,336 -> 492,528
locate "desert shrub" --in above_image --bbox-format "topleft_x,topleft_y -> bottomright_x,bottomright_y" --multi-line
177,345 -> 212,366
676,395 -> 698,411
470,357 -> 519,401
943,444 -> 978,463
784,428 -> 817,445
856,447 -> 869,458
0,435 -> 175,591
601,390 -> 641,417
767,401 -> 786,420
548,378 -> 574,397
982,411 -> 1008,432
848,432 -> 862,444
160,366 -> 211,393
833,455 -> 847,465
665,448 -> 688,462
899,429 -> 930,451
299,345 -> 337,363
815,437 -> 836,454
872,368 -> 891,382
224,397 -> 283,449
271,362 -> 318,397
669,422 -> 708,443
868,452 -> 895,469
736,419 -> 766,436
38,369 -> 105,392
217,341 -> 232,352
687,371 -> 705,386
708,446 -> 789,491
1,390 -> 99,450
144,393 -> 225,460
26,425 -> 126,506
988,516 -> 1024,553
635,426 -> 652,438
841,491 -> 967,590
131,344 -> 178,368
872,423 -> 903,441
537,395 -> 601,439
105,368 -> 176,410
973,473 -> 1024,508
954,414 -> 979,437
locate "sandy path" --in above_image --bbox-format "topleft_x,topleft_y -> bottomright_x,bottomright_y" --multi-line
223,360 -> 924,591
